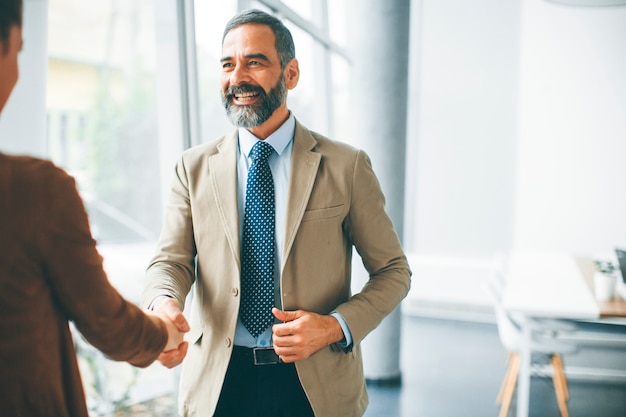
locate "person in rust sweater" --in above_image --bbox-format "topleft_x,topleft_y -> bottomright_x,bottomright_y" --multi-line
0,1 -> 189,416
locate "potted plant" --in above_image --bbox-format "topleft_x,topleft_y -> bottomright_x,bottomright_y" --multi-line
593,259 -> 619,301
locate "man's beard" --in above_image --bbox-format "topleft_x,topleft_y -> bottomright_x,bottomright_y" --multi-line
222,75 -> 287,128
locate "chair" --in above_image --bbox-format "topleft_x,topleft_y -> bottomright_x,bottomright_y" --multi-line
486,260 -> 577,417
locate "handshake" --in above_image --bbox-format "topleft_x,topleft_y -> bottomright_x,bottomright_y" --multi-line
148,297 -> 191,369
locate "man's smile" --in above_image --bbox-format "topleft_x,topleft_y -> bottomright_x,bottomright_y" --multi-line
234,90 -> 260,104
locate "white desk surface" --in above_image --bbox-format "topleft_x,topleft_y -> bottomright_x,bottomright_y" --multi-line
501,251 -> 600,319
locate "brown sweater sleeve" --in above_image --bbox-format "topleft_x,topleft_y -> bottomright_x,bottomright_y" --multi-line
31,159 -> 167,366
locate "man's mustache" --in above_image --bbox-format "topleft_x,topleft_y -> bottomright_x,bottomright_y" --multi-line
225,84 -> 266,101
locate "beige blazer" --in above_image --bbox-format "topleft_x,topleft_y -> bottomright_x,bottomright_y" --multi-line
143,120 -> 411,417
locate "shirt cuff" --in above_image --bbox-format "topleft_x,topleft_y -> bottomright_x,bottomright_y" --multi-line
330,311 -> 353,348
148,295 -> 173,310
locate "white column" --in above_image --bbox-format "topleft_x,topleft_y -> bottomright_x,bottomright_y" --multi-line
349,0 -> 411,384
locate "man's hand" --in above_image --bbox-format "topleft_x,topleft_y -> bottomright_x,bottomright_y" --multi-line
152,297 -> 190,368
157,340 -> 189,369
272,308 -> 344,363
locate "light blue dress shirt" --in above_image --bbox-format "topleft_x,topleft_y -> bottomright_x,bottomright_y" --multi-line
234,114 -> 352,349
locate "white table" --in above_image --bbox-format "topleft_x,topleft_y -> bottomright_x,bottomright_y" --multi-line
501,251 -> 601,417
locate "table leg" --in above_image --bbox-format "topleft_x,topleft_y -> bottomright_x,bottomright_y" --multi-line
516,316 -> 532,417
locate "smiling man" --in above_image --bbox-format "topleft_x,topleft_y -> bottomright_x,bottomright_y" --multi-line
220,20 -> 298,137
220,22 -> 294,133
143,9 -> 411,417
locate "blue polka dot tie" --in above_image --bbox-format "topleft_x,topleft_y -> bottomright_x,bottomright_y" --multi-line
240,141 -> 276,338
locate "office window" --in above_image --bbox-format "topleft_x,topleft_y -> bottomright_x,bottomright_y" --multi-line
281,0 -> 315,20
47,0 -> 162,245
192,0 -> 237,143
47,0 -> 180,412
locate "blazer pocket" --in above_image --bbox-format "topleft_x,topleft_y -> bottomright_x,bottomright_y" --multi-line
186,323 -> 203,345
301,204 -> 345,222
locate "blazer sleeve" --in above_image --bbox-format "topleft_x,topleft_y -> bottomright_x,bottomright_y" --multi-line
36,162 -> 167,367
142,153 -> 197,310
334,150 -> 412,346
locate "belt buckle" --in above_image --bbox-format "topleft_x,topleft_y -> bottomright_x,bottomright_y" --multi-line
253,347 -> 281,365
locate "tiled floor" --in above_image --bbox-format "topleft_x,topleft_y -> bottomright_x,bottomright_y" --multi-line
364,315 -> 626,417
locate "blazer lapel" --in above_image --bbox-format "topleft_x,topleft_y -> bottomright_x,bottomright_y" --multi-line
209,130 -> 241,266
282,121 -> 321,268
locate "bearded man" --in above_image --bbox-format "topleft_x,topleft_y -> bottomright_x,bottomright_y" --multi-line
143,8 -> 411,417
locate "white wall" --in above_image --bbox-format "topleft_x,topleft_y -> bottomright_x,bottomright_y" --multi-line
406,0 -> 626,310
515,0 -> 626,256
405,0 -> 521,309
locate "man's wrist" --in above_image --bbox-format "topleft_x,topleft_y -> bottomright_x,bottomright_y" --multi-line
330,312 -> 353,348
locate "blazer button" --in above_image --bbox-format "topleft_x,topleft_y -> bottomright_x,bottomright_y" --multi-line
224,338 -> 232,348
231,287 -> 239,297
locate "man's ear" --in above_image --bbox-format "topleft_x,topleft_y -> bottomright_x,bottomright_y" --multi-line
284,58 -> 299,90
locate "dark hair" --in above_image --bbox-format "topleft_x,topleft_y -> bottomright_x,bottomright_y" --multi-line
0,0 -> 23,53
222,9 -> 295,69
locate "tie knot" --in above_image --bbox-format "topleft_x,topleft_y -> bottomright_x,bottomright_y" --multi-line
250,141 -> 274,164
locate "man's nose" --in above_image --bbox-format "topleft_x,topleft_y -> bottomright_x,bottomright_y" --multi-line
230,64 -> 251,86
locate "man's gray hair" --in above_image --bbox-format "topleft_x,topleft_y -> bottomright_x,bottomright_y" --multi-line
222,9 -> 296,69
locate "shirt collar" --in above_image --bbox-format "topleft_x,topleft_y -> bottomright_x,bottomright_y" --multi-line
238,113 -> 295,158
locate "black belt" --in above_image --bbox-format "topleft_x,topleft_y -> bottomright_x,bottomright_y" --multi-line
233,346 -> 283,365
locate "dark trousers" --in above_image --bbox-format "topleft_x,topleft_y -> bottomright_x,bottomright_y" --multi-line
213,346 -> 315,417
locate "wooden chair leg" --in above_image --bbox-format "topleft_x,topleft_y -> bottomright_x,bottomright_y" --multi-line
550,355 -> 569,417
499,353 -> 520,417
552,354 -> 569,399
497,352 -> 515,404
